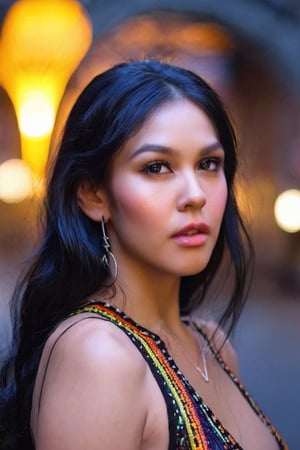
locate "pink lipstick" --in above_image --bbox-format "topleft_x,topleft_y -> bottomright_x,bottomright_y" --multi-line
172,223 -> 209,247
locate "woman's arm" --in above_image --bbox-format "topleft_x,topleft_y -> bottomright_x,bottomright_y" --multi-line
32,318 -> 149,450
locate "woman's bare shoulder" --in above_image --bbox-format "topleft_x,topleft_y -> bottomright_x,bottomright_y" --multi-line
44,313 -> 144,364
39,312 -> 149,371
32,314 -> 148,450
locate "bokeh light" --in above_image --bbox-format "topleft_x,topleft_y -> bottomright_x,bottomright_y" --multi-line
0,158 -> 33,203
0,0 -> 92,177
274,189 -> 300,233
19,90 -> 55,137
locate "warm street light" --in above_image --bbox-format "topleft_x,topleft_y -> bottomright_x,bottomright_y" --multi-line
0,0 -> 92,181
0,158 -> 33,203
274,189 -> 300,233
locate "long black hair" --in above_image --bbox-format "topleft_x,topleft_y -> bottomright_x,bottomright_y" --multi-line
0,59 -> 253,449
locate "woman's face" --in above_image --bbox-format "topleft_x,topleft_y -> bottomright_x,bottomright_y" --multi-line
106,99 -> 227,279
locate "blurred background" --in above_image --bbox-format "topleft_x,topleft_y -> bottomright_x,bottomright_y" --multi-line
0,0 -> 299,448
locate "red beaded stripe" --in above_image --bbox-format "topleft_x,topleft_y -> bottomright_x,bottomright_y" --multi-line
77,303 -> 209,450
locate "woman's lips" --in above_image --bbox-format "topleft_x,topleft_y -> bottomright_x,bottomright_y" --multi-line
172,223 -> 209,246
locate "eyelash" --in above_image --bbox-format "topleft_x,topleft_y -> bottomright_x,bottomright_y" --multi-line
199,157 -> 223,172
141,157 -> 223,175
141,160 -> 171,175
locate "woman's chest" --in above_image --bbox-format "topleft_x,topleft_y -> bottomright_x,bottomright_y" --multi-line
143,352 -> 281,450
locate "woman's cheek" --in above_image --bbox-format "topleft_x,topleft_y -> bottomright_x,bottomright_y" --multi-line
111,178 -> 170,224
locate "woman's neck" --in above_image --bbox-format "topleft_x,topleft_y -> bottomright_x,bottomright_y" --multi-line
103,263 -> 184,334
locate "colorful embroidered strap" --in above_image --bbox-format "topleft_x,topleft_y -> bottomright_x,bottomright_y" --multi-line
71,301 -> 287,450
192,322 -> 288,450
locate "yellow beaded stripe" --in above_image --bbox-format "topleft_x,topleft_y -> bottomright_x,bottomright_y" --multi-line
73,303 -> 209,449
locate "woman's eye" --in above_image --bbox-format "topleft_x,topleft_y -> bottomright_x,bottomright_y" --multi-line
199,157 -> 222,172
142,161 -> 171,175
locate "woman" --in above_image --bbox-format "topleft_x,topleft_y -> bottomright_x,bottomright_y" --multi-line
0,60 -> 287,449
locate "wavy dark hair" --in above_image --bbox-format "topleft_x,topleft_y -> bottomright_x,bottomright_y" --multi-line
0,59 -> 253,449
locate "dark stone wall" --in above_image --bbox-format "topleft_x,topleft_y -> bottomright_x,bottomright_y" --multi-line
84,0 -> 300,91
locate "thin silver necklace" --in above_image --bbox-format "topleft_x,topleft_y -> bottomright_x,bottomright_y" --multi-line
157,320 -> 209,383
189,320 -> 209,382
85,299 -> 209,382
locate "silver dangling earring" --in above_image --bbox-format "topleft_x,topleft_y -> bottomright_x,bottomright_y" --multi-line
100,216 -> 118,284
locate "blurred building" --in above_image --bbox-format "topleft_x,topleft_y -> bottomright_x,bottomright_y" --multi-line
0,0 -> 299,448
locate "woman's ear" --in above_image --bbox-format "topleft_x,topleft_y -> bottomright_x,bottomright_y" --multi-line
77,181 -> 110,222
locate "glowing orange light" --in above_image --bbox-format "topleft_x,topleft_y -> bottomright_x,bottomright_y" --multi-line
19,90 -> 55,138
0,0 -> 92,178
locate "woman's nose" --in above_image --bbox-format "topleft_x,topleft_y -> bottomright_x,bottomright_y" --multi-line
177,173 -> 206,211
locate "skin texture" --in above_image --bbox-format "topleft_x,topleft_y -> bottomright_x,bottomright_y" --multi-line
31,100 -> 279,450
107,100 -> 227,279
78,99 -> 228,323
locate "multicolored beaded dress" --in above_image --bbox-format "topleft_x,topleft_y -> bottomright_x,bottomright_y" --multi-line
71,301 -> 287,450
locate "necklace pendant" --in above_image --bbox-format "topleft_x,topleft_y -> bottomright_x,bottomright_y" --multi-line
196,365 -> 209,382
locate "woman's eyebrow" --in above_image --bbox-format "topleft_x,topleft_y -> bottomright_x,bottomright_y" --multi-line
129,144 -> 173,160
199,142 -> 224,155
130,141 -> 223,160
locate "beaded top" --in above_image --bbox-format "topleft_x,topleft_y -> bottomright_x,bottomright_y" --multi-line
71,301 -> 287,450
